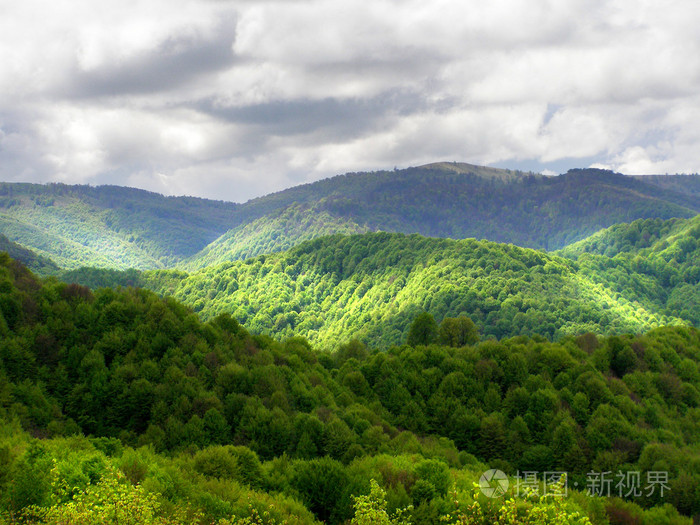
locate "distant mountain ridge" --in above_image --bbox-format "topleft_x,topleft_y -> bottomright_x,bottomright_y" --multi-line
0,182 -> 238,269
182,164 -> 700,268
0,164 -> 699,270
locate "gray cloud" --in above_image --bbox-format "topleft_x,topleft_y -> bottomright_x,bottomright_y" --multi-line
196,89 -> 427,139
0,0 -> 699,202
64,18 -> 237,98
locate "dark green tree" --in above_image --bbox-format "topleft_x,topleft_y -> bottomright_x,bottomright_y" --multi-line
437,316 -> 479,347
406,312 -> 437,346
291,457 -> 351,523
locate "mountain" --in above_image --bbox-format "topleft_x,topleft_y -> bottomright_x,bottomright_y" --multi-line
2,252 -> 700,523
632,173 -> 700,199
2,164 -> 700,271
558,216 -> 689,258
181,202 -> 369,270
182,164 -> 700,268
560,214 -> 700,325
0,182 -> 238,269
0,232 -> 59,274
62,227 -> 698,349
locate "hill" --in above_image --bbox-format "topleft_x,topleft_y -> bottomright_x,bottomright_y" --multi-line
558,217 -> 689,258
64,230 -> 695,349
0,182 -> 238,269
181,165 -> 700,268
1,252 -> 699,522
560,215 -> 700,325
182,202 -> 369,269
2,164 -> 700,271
0,232 -> 59,275
633,173 -> 700,199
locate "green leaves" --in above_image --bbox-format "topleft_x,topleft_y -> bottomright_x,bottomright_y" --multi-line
407,313 -> 438,347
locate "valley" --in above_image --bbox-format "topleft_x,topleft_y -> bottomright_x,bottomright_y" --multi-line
1,163 -> 699,524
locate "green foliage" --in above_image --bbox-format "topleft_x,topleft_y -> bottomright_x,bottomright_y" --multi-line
562,215 -> 700,327
1,253 -> 700,523
183,165 -> 700,269
111,232 -> 690,348
31,467 -> 193,525
290,457 -> 350,523
438,316 -> 479,347
441,475 -> 593,524
3,165 -> 699,273
0,182 -> 238,270
183,203 -> 368,270
351,479 -> 411,525
0,233 -> 59,275
407,313 -> 438,346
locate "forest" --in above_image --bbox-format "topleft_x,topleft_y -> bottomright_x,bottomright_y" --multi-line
1,164 -> 699,272
1,250 -> 699,523
1,167 -> 700,523
0,182 -> 238,270
58,213 -> 700,350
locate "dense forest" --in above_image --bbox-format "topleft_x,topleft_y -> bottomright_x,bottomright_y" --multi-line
0,182 -> 238,269
182,165 -> 700,267
1,252 -> 698,523
0,234 -> 59,275
1,164 -> 699,271
561,216 -> 700,326
183,203 -> 369,270
61,214 -> 700,349
2,166 -> 700,523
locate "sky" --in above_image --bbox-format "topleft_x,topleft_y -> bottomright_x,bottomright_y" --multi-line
1,0 -> 699,202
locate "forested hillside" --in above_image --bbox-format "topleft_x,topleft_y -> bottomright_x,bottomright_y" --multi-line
183,164 -> 700,267
0,233 -> 58,275
633,173 -> 700,199
0,182 -> 238,269
63,230 -> 695,349
559,215 -> 700,326
559,217 -> 689,259
1,165 -> 699,271
183,203 -> 369,270
1,253 -> 698,523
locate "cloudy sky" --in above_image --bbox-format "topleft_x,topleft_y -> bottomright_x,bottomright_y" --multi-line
1,0 -> 699,202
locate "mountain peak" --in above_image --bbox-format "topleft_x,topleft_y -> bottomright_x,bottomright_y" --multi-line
417,161 -> 537,181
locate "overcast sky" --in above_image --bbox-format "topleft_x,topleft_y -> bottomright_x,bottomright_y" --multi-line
1,0 -> 699,202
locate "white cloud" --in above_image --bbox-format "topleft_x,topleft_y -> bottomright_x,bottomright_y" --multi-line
0,0 -> 699,201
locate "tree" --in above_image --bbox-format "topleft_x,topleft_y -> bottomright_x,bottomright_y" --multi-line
291,457 -> 350,523
351,479 -> 410,525
406,312 -> 437,346
203,408 -> 231,446
437,316 -> 479,347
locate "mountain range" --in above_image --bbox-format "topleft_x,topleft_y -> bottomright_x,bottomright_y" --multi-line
2,163 -> 700,523
55,214 -> 696,349
1,163 -> 699,272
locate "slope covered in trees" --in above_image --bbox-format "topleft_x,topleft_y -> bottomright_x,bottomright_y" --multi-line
63,231 -> 694,349
0,233 -> 58,275
559,215 -> 700,326
0,182 -> 238,269
1,165 -> 699,271
559,217 -> 691,258
182,165 -> 700,267
1,252 -> 699,523
182,203 -> 369,270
